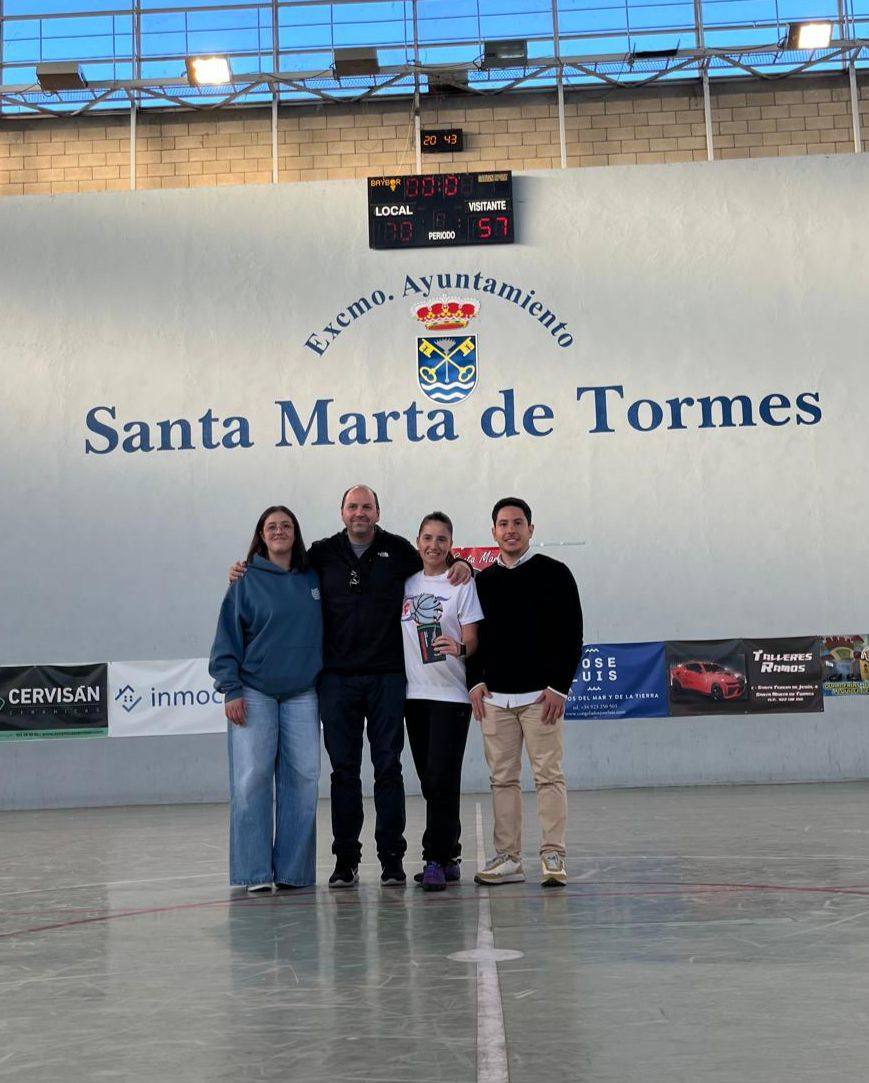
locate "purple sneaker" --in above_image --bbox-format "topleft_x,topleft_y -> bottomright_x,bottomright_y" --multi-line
415,860 -> 461,884
421,861 -> 447,892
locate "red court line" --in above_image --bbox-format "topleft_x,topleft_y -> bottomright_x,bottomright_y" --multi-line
4,880 -> 869,940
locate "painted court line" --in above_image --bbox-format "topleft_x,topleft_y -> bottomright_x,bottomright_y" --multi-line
0,872 -> 223,899
474,800 -> 510,1083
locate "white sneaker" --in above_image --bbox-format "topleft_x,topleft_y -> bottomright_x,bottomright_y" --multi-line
474,853 -> 525,885
246,882 -> 274,895
541,853 -> 567,887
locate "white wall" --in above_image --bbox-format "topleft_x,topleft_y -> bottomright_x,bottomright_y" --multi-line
1,154 -> 867,809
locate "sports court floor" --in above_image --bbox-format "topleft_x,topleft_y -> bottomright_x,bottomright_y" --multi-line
3,783 -> 869,1082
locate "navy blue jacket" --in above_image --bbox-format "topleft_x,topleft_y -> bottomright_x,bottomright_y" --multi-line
308,527 -> 422,676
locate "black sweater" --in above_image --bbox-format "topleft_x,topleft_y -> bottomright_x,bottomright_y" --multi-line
468,554 -> 583,696
308,526 -> 422,675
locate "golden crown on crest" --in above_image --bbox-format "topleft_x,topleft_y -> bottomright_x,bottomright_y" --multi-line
413,297 -> 480,331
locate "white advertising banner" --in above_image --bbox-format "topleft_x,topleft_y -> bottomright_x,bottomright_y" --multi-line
109,659 -> 225,737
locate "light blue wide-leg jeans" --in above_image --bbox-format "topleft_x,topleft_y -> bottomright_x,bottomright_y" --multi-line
228,686 -> 320,886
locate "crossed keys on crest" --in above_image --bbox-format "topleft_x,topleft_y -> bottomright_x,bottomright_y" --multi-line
418,337 -> 476,386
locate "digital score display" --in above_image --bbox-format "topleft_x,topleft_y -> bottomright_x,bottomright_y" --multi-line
420,128 -> 464,154
368,171 -> 514,250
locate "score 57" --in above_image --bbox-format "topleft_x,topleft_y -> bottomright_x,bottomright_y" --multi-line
474,215 -> 511,240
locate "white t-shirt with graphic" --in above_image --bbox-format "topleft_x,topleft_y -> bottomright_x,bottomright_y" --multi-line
401,571 -> 484,703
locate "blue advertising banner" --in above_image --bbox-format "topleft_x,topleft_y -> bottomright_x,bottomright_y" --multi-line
565,642 -> 669,720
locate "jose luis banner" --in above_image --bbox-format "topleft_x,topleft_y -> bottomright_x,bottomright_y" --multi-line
565,642 -> 669,720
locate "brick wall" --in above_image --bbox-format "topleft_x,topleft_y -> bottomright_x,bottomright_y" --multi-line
1,76 -> 866,197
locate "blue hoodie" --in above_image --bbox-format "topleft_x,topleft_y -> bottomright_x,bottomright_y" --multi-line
209,555 -> 323,703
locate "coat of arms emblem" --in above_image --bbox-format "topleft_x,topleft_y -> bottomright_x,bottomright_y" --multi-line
413,297 -> 479,404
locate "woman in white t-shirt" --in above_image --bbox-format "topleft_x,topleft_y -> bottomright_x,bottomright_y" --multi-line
401,511 -> 484,892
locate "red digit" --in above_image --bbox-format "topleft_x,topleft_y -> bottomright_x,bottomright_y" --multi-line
478,217 -> 492,239
405,176 -> 418,198
400,220 -> 413,243
496,215 -> 509,236
443,174 -> 458,197
422,175 -> 435,197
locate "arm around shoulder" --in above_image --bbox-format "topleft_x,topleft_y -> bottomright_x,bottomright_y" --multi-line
394,532 -> 424,577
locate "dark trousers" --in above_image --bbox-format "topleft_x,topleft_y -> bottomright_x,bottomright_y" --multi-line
404,699 -> 471,865
319,671 -> 407,864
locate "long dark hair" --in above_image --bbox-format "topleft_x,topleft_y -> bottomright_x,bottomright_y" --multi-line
246,505 -> 309,572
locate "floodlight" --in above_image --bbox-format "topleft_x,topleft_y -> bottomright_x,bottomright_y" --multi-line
427,71 -> 469,95
185,56 -> 232,86
482,39 -> 528,69
333,48 -> 380,78
36,62 -> 87,91
785,21 -> 833,49
633,47 -> 680,60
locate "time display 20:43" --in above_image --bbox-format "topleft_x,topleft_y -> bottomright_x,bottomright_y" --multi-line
368,171 -> 514,250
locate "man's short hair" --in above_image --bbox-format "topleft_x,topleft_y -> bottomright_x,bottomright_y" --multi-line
341,485 -> 380,512
491,497 -> 532,525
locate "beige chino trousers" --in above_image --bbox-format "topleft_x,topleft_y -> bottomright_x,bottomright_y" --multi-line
479,700 -> 567,859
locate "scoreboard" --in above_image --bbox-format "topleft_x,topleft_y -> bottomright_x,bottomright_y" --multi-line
368,172 -> 514,250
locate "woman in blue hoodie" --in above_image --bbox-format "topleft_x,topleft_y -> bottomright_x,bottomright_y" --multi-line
209,505 -> 323,893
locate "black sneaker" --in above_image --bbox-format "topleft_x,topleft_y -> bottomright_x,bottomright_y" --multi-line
380,857 -> 406,886
328,862 -> 359,889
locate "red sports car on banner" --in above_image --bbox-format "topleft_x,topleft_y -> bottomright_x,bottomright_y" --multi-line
670,661 -> 746,701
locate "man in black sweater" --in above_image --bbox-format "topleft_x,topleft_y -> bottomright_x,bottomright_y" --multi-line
468,497 -> 583,887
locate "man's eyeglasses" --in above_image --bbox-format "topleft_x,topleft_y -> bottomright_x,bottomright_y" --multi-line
349,569 -> 362,594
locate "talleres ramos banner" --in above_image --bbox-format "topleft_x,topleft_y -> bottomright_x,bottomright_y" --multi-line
821,636 -> 869,696
0,663 -> 108,740
666,637 -> 823,715
109,659 -> 225,737
565,643 -> 669,720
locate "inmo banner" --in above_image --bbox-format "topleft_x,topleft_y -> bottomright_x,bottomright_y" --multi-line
109,659 -> 225,737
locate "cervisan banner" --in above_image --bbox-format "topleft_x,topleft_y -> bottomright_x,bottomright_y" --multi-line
0,664 -> 108,740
